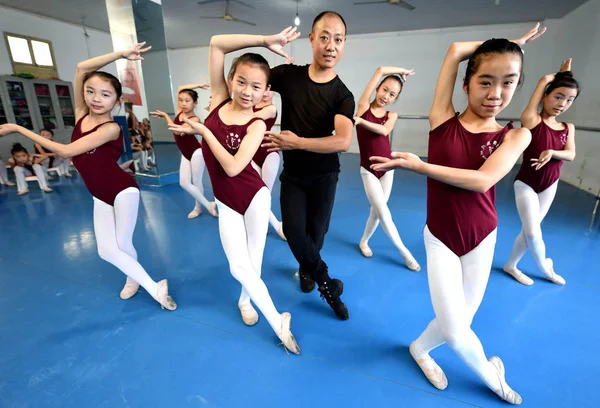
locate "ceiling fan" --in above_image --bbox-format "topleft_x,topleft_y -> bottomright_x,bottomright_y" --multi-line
353,0 -> 416,11
198,0 -> 256,26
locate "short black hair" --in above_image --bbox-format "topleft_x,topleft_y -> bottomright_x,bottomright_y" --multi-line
312,11 -> 347,35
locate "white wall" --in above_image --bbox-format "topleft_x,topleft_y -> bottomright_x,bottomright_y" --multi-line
168,10 -> 599,194
0,5 -> 114,159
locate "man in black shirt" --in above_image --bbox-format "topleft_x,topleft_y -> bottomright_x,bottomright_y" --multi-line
264,11 -> 354,320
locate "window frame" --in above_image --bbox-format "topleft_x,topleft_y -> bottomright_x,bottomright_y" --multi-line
3,32 -> 58,78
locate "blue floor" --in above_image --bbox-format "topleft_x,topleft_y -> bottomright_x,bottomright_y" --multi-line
1,153 -> 598,408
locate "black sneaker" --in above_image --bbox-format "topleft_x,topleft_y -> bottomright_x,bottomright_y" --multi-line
298,269 -> 315,293
318,278 -> 349,320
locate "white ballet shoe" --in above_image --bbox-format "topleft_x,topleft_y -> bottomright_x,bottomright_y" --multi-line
208,202 -> 218,218
409,342 -> 448,390
359,242 -> 373,258
188,208 -> 203,219
239,304 -> 259,326
503,266 -> 534,286
42,187 -> 53,193
543,259 -> 566,285
404,255 -> 421,272
276,312 -> 300,354
490,356 -> 522,405
17,189 -> 29,196
120,278 -> 140,300
156,279 -> 177,310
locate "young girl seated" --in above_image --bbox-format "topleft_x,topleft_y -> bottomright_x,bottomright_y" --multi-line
8,143 -> 53,195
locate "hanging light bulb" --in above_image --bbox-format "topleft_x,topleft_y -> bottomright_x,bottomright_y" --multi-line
294,0 -> 300,26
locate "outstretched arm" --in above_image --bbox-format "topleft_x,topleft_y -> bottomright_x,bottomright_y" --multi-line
371,128 -> 532,193
0,123 -> 121,158
150,110 -> 175,125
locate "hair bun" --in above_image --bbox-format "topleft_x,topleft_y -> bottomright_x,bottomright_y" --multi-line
556,70 -> 574,78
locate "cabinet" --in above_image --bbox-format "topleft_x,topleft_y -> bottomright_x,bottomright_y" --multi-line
0,76 -> 75,132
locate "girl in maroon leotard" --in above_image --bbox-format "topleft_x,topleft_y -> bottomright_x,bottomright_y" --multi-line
0,43 -> 176,311
503,59 -> 579,286
355,66 -> 420,271
151,84 -> 218,219
169,28 -> 301,354
371,25 -> 547,404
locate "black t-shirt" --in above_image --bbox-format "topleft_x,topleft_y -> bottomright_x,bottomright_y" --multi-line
269,64 -> 355,175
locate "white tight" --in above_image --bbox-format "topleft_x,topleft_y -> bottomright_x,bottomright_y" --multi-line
14,164 -> 48,192
179,149 -> 211,212
42,157 -> 71,175
359,167 -> 411,257
258,152 -> 282,230
412,226 -> 501,392
505,180 -> 558,275
216,187 -> 282,332
93,187 -> 158,299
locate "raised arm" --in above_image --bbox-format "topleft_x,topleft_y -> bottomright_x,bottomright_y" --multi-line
430,23 -> 546,130
521,58 -> 572,129
429,41 -> 484,129
520,75 -> 553,129
208,27 -> 300,108
74,42 -> 151,121
356,66 -> 414,117
177,82 -> 209,94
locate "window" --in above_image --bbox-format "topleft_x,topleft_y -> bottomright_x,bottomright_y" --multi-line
3,33 -> 58,79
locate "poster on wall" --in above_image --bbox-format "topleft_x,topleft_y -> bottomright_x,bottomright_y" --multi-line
117,60 -> 143,106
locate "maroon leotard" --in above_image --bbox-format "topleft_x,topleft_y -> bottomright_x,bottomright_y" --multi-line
173,112 -> 202,161
357,108 -> 391,179
515,120 -> 568,193
71,114 -> 138,206
252,106 -> 277,168
426,115 -> 514,256
202,99 -> 266,215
